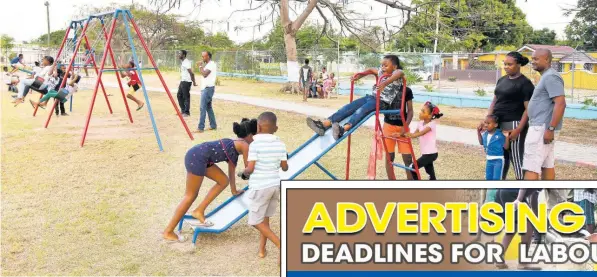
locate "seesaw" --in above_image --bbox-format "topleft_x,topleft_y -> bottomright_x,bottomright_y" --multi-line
178,186 -> 250,244
177,116 -> 360,245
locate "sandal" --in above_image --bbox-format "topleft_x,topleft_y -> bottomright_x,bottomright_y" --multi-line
188,220 -> 214,228
136,103 -> 144,111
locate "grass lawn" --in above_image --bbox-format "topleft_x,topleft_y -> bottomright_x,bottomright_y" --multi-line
2,81 -> 596,275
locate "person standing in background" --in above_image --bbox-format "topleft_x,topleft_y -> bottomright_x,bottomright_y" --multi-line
299,59 -> 312,102
176,50 -> 196,117
196,51 -> 217,133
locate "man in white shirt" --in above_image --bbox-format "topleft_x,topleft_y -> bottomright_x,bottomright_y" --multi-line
196,51 -> 217,132
176,50 -> 196,117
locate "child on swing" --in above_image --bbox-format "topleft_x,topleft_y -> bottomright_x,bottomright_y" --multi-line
29,70 -> 81,110
120,60 -> 145,111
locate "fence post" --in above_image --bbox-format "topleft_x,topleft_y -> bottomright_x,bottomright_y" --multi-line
234,50 -> 238,73
438,53 -> 442,93
571,50 -> 576,104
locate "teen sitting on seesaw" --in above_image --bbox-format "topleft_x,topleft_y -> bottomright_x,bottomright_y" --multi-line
305,55 -> 405,140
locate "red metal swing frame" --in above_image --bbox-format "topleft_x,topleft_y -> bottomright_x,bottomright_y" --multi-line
345,72 -> 421,180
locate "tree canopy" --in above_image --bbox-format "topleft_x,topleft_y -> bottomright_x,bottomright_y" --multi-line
393,0 -> 533,53
564,0 -> 597,50
31,30 -> 68,47
527,28 -> 557,45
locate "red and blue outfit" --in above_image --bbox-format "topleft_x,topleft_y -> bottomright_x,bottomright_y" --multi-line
127,70 -> 141,93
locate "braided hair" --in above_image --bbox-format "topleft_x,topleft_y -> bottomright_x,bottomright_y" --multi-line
506,51 -> 530,66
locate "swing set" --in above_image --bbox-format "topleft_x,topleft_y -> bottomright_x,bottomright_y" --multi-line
33,9 -> 194,151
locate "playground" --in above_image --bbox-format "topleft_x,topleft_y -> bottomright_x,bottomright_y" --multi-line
3,3 -> 597,275
3,83 -> 597,274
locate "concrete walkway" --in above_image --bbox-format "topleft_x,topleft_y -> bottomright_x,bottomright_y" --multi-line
92,81 -> 597,168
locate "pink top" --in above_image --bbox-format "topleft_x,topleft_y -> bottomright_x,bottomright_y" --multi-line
417,120 -> 437,154
323,78 -> 334,91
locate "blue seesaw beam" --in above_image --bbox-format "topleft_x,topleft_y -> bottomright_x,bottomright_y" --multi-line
179,109 -> 402,244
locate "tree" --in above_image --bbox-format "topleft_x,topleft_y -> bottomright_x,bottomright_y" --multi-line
32,30 -> 68,47
1,35 -> 15,62
393,0 -> 533,53
564,0 -> 597,50
73,3 -> 192,50
203,32 -> 235,49
526,28 -> 557,45
153,0 -> 439,93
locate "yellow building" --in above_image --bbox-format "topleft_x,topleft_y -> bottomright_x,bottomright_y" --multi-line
517,44 -> 597,90
440,45 -> 597,90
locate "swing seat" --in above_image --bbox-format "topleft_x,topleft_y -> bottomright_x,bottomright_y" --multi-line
31,76 -> 45,90
55,89 -> 70,102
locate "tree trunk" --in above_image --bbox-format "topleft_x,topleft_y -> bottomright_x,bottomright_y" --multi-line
278,0 -> 317,94
281,31 -> 301,94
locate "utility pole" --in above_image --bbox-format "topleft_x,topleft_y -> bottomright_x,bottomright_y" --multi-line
433,3 -> 440,53
252,25 -> 255,77
432,2 -> 440,83
44,1 -> 51,50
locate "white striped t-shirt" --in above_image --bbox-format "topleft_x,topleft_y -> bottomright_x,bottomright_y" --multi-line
247,134 -> 287,190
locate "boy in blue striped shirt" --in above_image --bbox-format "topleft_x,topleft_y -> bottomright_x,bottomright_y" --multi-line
242,111 -> 288,263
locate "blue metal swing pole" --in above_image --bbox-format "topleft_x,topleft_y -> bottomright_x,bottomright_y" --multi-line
122,11 -> 164,152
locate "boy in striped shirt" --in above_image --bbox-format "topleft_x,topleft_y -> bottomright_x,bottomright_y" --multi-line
242,111 -> 288,263
244,112 -> 288,263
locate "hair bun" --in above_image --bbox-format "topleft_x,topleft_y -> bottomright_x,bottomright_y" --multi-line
249,119 -> 258,134
520,56 -> 530,66
233,122 -> 242,136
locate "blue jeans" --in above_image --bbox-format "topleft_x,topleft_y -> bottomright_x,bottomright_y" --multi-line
328,94 -> 377,127
486,159 -> 504,180
198,86 -> 217,130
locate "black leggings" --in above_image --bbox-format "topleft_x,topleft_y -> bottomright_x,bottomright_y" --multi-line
411,153 -> 438,180
55,101 -> 65,114
501,122 -> 527,180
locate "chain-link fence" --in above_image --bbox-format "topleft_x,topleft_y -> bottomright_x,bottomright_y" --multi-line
5,46 -> 596,105
211,49 -> 597,105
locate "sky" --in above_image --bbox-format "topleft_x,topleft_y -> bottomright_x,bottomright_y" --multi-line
0,0 -> 580,45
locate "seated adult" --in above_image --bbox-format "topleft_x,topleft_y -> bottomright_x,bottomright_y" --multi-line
315,67 -> 329,98
13,56 -> 55,106
309,73 -> 318,98
323,73 -> 336,98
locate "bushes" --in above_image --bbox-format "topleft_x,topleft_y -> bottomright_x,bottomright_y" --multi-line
474,88 -> 487,97
403,69 -> 422,86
